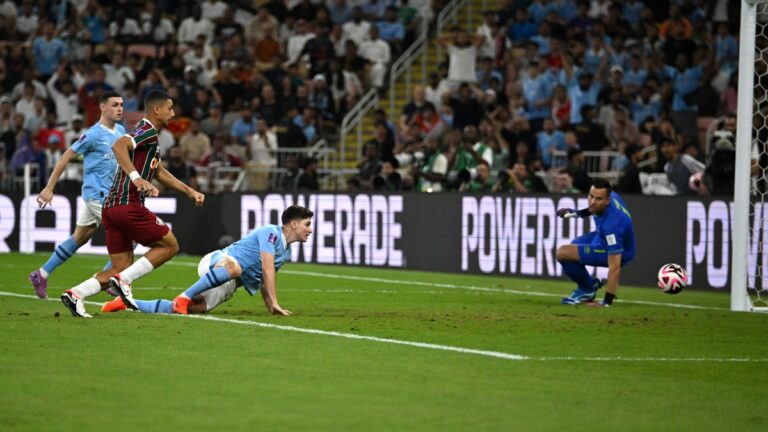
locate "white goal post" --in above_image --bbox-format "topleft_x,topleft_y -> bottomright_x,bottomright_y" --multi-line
733,0 -> 768,311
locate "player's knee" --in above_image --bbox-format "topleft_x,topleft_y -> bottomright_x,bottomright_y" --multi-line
163,235 -> 179,256
224,258 -> 242,278
556,246 -> 573,262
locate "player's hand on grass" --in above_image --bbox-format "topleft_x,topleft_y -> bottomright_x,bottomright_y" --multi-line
271,305 -> 292,316
37,188 -> 54,209
132,178 -> 159,197
556,208 -> 579,218
189,190 -> 205,207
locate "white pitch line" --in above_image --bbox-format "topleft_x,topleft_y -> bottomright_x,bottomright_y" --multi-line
2,291 -> 766,363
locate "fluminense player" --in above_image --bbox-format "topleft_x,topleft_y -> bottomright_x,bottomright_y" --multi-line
556,178 -> 636,307
29,91 -> 125,299
101,205 -> 313,316
61,90 -> 205,318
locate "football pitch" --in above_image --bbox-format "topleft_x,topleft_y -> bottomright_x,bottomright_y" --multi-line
1,253 -> 767,431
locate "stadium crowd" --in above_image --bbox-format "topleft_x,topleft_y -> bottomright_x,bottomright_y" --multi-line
0,0 -> 749,196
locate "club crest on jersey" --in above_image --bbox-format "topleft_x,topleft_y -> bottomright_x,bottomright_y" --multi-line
150,156 -> 160,169
268,233 -> 278,245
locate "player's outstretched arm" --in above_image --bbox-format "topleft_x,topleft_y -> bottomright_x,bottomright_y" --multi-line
154,163 -> 204,206
112,136 -> 158,196
258,252 -> 291,316
37,148 -> 78,209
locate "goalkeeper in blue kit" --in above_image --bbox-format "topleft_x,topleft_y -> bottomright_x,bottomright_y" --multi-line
556,179 -> 636,306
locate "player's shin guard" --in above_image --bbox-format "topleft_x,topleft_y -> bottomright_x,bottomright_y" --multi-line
559,261 -> 595,292
181,267 -> 231,299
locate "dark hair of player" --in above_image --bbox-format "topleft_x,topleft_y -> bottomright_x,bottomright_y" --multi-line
281,205 -> 314,224
591,178 -> 612,192
144,90 -> 170,110
99,91 -> 122,103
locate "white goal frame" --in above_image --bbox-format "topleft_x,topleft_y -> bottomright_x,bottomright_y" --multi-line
733,0 -> 768,311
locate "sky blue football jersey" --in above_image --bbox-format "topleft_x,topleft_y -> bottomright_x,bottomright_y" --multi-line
224,224 -> 291,294
69,122 -> 126,202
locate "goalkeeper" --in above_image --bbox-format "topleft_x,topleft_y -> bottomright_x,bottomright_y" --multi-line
102,205 -> 313,316
556,179 -> 636,306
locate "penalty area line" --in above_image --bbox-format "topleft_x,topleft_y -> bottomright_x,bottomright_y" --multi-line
1,291 -> 765,363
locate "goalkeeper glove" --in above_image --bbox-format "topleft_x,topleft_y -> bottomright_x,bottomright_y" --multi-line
557,208 -> 579,218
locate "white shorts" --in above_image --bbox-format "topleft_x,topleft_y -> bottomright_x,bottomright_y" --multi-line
197,251 -> 239,312
76,200 -> 103,227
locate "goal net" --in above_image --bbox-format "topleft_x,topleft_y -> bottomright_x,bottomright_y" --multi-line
734,0 -> 768,311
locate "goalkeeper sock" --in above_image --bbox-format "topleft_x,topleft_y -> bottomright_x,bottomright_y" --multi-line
181,267 -> 231,299
135,299 -> 172,314
42,236 -> 79,276
71,277 -> 102,300
559,261 -> 595,292
118,257 -> 155,284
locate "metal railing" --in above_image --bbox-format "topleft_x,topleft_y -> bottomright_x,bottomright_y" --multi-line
388,30 -> 429,116
339,88 -> 379,172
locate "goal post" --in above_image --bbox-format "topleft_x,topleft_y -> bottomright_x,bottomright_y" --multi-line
733,0 -> 768,311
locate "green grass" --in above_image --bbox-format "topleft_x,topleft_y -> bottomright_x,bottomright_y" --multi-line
1,252 -> 767,431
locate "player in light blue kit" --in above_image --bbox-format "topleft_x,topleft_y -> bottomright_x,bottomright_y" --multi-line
29,92 -> 125,299
556,179 -> 636,306
101,205 -> 314,316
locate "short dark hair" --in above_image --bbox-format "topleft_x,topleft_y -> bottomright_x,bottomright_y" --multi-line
99,91 -> 121,104
144,90 -> 170,110
281,205 -> 314,224
591,178 -> 612,192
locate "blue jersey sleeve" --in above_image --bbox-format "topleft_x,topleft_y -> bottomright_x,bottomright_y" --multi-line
70,132 -> 90,155
602,219 -> 624,255
257,227 -> 279,256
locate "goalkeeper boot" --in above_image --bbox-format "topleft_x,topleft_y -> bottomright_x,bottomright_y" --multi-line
108,274 -> 137,310
561,279 -> 604,305
101,297 -> 127,313
61,290 -> 92,318
29,269 -> 47,299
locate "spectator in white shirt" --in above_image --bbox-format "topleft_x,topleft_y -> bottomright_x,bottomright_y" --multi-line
286,19 -> 316,64
107,10 -> 141,43
14,82 -> 37,121
342,6 -> 371,48
46,65 -> 83,127
178,6 -> 215,46
249,118 -> 278,166
104,53 -> 135,93
15,0 -> 37,40
358,26 -> 390,88
438,26 -> 484,85
246,6 -> 280,43
143,13 -> 175,45
64,114 -> 86,146
201,0 -> 228,22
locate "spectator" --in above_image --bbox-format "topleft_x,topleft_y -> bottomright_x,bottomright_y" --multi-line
702,130 -> 736,196
460,160 -> 492,192
362,0 -> 387,21
377,6 -> 404,53
14,82 -> 38,122
631,85 -> 662,125
164,145 -> 200,192
476,11 -> 500,60
178,6 -> 215,47
660,138 -> 704,196
399,85 -> 435,131
246,7 -> 280,43
537,117 -> 566,168
15,0 -> 38,40
142,12 -> 175,45
179,119 -> 212,162
438,26 -> 483,85
201,101 -> 226,138
508,8 -> 538,45
297,157 -> 319,190
32,22 -> 66,80
277,153 -> 302,191
664,52 -> 708,148
447,83 -> 484,131
201,0 -> 228,22
606,108 -> 640,149
358,26 -> 390,89
230,104 -> 258,150
522,59 -> 554,131
107,10 -> 141,45
214,7 -> 245,44
249,118 -> 278,166
36,112 -> 65,152
615,144 -> 644,194
64,114 -> 85,147
104,53 -> 135,94
563,146 -> 591,193
566,68 -> 602,125
506,160 -> 548,193
573,104 -> 608,152
418,138 -> 449,192
551,171 -> 581,194
330,0 -> 352,26
342,7 -> 371,48
286,19 -> 316,65
198,133 -> 244,189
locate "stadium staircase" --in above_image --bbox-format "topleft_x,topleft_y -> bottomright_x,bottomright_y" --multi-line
328,0 -> 497,189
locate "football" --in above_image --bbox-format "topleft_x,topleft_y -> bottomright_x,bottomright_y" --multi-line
657,263 -> 687,294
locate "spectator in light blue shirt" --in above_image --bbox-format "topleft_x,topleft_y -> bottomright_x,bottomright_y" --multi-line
664,53 -> 705,146
530,21 -> 552,56
329,0 -> 352,25
556,0 -> 578,21
568,72 -> 601,124
377,6 -> 404,50
522,60 -> 554,131
32,22 -> 67,78
622,55 -> 648,95
230,105 -> 258,146
82,9 -> 107,45
714,22 -> 738,73
537,117 -> 566,168
622,0 -> 645,27
362,0 -> 387,21
630,85 -> 663,125
527,0 -> 555,23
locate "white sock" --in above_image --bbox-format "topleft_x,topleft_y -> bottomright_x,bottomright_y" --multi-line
119,257 -> 155,284
71,278 -> 102,300
39,268 -> 49,279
